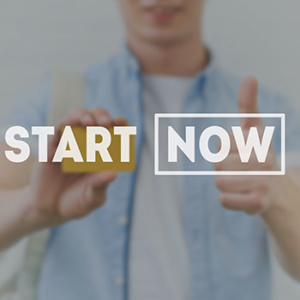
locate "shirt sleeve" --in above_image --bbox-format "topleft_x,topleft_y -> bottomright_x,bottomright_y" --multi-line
284,104 -> 300,169
0,73 -> 52,155
260,91 -> 300,170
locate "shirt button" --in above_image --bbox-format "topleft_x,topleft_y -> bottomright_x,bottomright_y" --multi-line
118,216 -> 128,226
115,277 -> 125,286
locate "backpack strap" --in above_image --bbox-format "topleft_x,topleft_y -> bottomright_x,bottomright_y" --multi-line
16,229 -> 51,300
48,70 -> 85,125
16,70 -> 85,300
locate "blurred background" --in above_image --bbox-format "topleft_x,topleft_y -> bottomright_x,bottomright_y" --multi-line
0,0 -> 299,299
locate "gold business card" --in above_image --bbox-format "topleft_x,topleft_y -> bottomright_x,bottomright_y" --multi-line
62,126 -> 136,173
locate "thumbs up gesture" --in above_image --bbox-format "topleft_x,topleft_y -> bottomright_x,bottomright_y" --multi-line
214,77 -> 279,215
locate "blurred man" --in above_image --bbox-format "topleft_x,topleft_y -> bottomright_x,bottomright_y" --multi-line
0,1 -> 299,300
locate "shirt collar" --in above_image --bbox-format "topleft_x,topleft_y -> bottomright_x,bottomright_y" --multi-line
118,42 -> 218,85
118,43 -> 141,78
189,47 -> 218,95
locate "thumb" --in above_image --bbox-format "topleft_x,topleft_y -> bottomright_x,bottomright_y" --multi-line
238,77 -> 262,129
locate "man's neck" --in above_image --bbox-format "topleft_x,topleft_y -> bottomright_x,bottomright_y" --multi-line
126,32 -> 208,77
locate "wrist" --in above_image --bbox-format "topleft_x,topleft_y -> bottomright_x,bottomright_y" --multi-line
21,186 -> 50,233
260,176 -> 290,222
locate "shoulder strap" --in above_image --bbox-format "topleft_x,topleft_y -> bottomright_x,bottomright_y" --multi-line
17,229 -> 51,300
48,70 -> 85,125
16,70 -> 85,300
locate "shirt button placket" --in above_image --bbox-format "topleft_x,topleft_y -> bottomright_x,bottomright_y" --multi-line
115,276 -> 125,287
118,216 -> 128,226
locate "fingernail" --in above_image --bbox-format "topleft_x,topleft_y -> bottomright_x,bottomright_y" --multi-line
97,115 -> 111,124
85,186 -> 94,200
83,114 -> 92,123
103,170 -> 118,181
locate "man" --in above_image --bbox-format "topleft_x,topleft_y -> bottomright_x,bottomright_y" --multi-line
0,0 -> 299,299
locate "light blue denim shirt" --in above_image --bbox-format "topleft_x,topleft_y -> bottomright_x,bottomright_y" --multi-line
2,45 -> 300,300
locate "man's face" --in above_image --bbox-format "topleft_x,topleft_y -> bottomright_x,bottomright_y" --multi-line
119,0 -> 205,45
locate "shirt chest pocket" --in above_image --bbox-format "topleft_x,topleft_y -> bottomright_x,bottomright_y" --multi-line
218,210 -> 269,277
222,210 -> 266,240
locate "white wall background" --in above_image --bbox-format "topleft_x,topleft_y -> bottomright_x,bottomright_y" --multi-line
0,0 -> 299,299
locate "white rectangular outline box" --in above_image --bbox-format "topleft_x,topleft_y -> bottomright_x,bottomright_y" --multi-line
154,113 -> 286,176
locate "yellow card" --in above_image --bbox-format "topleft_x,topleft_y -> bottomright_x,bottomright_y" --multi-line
62,126 -> 136,173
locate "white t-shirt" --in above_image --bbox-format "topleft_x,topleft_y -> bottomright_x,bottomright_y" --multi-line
129,75 -> 194,300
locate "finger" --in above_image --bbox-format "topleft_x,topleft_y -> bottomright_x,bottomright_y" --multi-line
84,171 -> 118,208
90,108 -> 113,128
113,117 -> 128,126
59,171 -> 118,218
228,131 -> 238,153
214,154 -> 245,171
55,110 -> 95,135
218,130 -> 238,153
67,109 -> 96,126
220,192 -> 266,213
238,77 -> 262,129
227,127 -> 267,154
214,153 -> 267,171
215,176 -> 259,193
87,170 -> 118,193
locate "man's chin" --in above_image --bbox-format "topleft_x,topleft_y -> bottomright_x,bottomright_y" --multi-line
140,30 -> 188,46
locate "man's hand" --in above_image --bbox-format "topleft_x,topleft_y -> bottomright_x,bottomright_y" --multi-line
214,77 -> 300,280
25,108 -> 127,229
214,77 -> 279,215
0,108 -> 127,251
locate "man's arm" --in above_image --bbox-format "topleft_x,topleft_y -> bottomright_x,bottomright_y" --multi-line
0,144 -> 35,189
261,169 -> 300,281
0,187 -> 38,250
216,169 -> 300,281
215,78 -> 300,281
